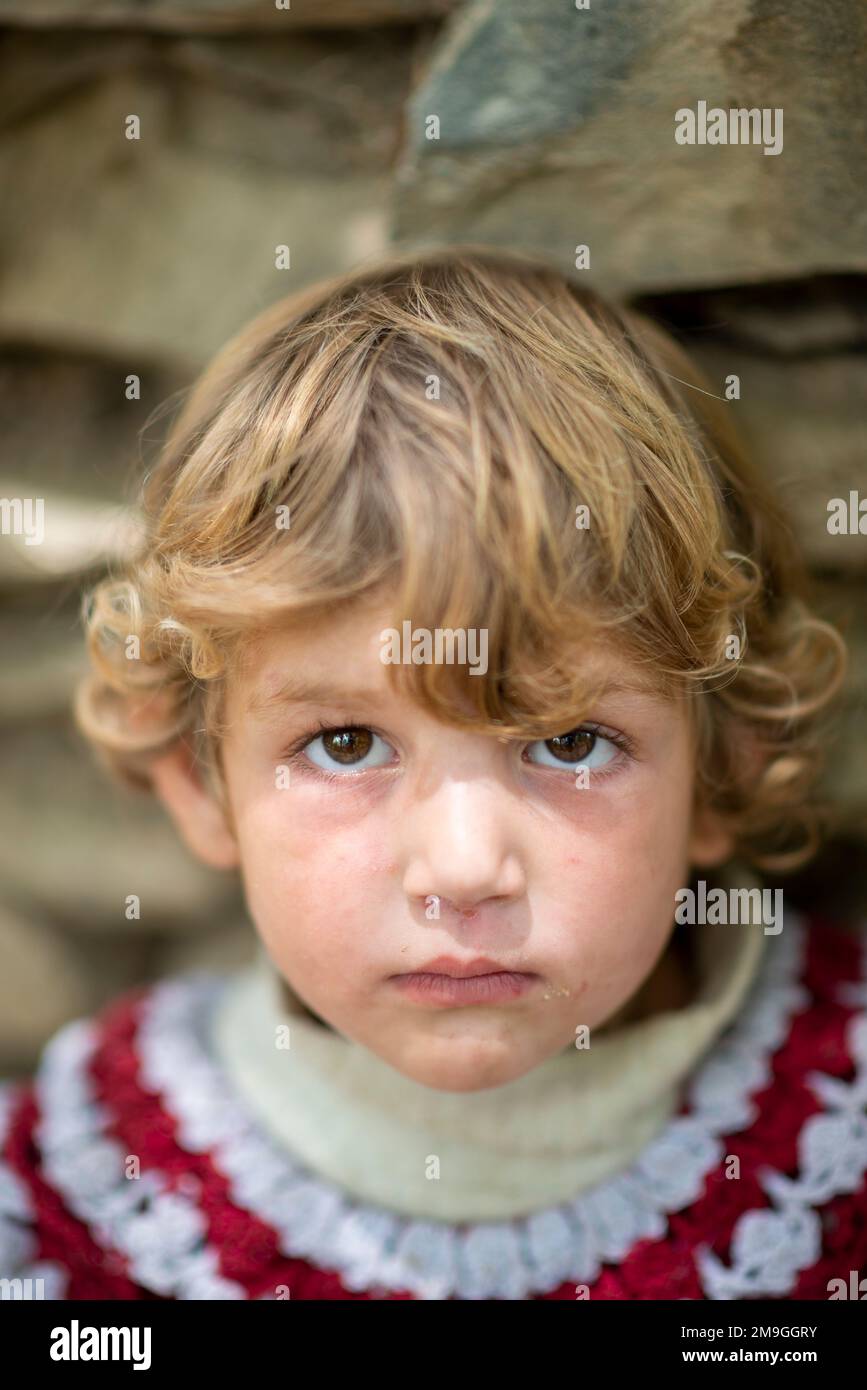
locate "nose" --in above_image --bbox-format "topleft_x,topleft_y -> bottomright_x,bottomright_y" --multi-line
400,776 -> 526,914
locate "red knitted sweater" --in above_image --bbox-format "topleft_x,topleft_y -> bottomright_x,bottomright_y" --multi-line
2,911 -> 866,1300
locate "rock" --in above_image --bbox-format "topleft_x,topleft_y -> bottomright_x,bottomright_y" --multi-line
0,901 -> 93,1069
0,723 -> 242,930
0,0 -> 455,31
0,347 -> 176,588
820,701 -> 867,840
0,487 -> 144,584
700,283 -> 867,358
0,31 -> 407,363
0,350 -> 185,505
683,345 -> 867,572
394,0 -> 867,295
635,277 -> 867,358
0,611 -> 87,720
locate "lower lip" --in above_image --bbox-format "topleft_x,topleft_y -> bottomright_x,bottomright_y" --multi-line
390,971 -> 538,1006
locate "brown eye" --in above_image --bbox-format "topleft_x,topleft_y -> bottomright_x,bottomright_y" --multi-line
301,726 -> 394,775
525,726 -> 621,773
322,728 -> 373,764
544,729 -> 597,763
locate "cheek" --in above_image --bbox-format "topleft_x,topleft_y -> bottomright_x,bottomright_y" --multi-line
541,744 -> 695,976
231,780 -> 393,957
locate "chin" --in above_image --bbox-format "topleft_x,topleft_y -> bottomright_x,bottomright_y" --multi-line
394,1046 -> 533,1093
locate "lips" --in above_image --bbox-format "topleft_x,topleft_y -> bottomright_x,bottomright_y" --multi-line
390,965 -> 538,1006
396,955 -> 527,980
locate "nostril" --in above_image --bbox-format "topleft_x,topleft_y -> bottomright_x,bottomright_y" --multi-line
438,898 -> 481,919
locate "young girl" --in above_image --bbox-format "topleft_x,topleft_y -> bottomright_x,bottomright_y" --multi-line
2,248 -> 864,1301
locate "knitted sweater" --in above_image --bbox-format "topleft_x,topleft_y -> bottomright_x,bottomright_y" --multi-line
2,909 -> 866,1301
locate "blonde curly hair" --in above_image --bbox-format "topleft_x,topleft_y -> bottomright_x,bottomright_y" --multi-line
75,245 -> 847,873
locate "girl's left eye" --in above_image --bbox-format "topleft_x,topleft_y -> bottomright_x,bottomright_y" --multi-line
524,727 -> 620,771
301,726 -> 394,774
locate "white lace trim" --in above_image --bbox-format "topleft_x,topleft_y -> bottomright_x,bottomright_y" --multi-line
696,922 -> 867,1299
32,1026 -> 246,1299
0,1082 -> 68,1297
127,913 -> 816,1300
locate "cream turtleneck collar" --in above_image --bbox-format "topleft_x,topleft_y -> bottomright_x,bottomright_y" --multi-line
209,876 -> 766,1223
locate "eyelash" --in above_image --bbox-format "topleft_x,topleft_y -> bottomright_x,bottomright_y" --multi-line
280,719 -> 384,784
280,719 -> 637,780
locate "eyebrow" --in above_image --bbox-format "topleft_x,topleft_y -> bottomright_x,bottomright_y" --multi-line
245,671 -> 665,720
246,675 -> 386,719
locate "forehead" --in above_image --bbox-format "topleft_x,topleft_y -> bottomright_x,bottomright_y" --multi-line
236,601 -> 392,715
233,602 -> 668,725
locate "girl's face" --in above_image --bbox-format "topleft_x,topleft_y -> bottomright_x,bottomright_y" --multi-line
158,595 -> 731,1092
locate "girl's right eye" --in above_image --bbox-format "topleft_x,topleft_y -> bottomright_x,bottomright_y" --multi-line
301,726 -> 394,774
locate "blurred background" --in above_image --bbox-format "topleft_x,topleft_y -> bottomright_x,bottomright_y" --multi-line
0,0 -> 865,1075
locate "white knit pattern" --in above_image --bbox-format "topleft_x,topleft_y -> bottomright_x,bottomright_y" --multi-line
32,1024 -> 246,1299
0,1083 -> 68,1298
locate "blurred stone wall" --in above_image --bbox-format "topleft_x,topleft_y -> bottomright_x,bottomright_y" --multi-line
0,0 -> 864,1074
